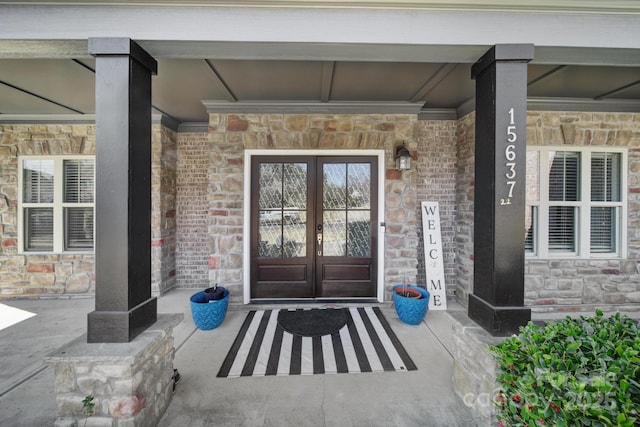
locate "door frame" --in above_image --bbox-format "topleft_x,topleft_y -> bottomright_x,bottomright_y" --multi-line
243,149 -> 386,304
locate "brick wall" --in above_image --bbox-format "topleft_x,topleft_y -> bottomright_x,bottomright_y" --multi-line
415,120 -> 458,297
455,113 -> 476,305
175,132 -> 210,289
455,111 -> 640,314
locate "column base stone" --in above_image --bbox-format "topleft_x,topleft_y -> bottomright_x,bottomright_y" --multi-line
448,310 -> 504,426
45,313 -> 182,427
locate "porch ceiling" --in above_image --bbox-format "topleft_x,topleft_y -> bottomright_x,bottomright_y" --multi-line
1,2 -> 639,123
0,55 -> 639,124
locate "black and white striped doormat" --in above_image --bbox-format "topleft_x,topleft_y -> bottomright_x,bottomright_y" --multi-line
217,307 -> 417,378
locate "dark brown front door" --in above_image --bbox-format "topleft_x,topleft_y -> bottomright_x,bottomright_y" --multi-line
250,155 -> 378,299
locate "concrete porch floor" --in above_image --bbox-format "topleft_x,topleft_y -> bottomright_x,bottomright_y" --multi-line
0,289 -> 477,426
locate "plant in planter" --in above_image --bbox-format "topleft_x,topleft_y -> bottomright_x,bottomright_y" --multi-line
392,284 -> 430,325
190,284 -> 229,330
204,284 -> 225,301
490,309 -> 639,427
394,284 -> 423,299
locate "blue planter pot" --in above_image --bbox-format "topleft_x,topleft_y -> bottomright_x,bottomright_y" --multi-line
190,288 -> 229,330
393,285 -> 430,325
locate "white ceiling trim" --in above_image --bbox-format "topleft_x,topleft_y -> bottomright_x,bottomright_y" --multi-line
1,5 -> 640,53
2,1 -> 640,14
202,100 -> 425,114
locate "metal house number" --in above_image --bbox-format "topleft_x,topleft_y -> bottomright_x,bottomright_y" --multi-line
500,107 -> 517,206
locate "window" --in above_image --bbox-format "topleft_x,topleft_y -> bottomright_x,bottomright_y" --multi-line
526,148 -> 626,258
19,157 -> 95,252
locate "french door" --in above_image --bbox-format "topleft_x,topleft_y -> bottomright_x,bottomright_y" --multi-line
250,155 -> 378,299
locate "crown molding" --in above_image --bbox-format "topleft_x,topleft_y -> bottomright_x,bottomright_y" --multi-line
0,114 -> 95,123
177,122 -> 209,133
418,109 -> 458,121
527,97 -> 640,113
202,100 -> 425,114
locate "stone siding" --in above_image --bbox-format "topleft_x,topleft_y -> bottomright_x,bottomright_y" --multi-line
455,111 -> 640,314
0,124 -> 96,298
205,113 -> 419,302
175,132 -> 210,289
0,122 -> 176,299
415,120 -> 458,297
4,111 -> 640,314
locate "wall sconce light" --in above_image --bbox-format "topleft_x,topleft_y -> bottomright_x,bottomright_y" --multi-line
395,144 -> 412,171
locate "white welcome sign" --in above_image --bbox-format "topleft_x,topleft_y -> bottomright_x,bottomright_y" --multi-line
422,201 -> 447,310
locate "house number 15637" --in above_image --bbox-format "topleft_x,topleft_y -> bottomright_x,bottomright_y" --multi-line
501,108 -> 517,206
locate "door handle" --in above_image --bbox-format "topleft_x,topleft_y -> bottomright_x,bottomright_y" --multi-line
317,233 -> 322,256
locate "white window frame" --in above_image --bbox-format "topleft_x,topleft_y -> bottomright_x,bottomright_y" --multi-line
526,146 -> 627,259
18,155 -> 95,254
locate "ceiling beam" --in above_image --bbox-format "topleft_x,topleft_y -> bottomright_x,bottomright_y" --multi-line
0,79 -> 84,113
594,79 -> 640,100
204,59 -> 237,102
527,65 -> 567,87
320,61 -> 335,102
410,63 -> 457,102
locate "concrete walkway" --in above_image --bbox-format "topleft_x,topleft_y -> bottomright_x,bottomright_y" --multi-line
0,290 -> 476,426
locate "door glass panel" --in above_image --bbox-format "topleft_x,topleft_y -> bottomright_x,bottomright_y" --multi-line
323,164 -> 346,209
323,210 -> 346,256
283,211 -> 306,257
258,211 -> 282,258
348,211 -> 370,257
283,163 -> 307,209
258,162 -> 307,258
322,162 -> 373,258
347,164 -> 371,209
259,163 -> 282,209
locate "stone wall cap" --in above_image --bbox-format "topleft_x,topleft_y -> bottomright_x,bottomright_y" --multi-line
447,311 -> 505,346
148,313 -> 183,333
44,313 -> 183,364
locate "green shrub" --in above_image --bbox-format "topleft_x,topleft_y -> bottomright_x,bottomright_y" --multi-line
489,309 -> 639,427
